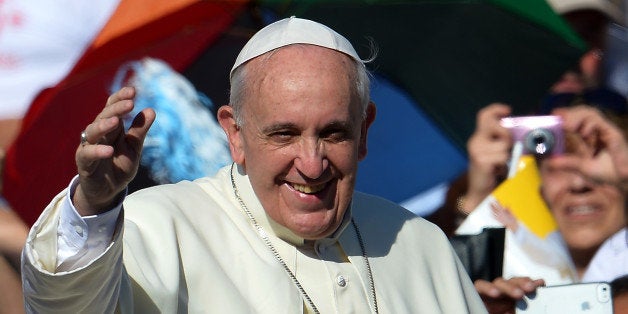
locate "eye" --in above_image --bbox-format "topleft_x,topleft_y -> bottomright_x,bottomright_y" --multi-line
321,127 -> 352,142
268,130 -> 297,143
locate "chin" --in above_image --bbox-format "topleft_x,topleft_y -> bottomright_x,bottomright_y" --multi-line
564,235 -> 604,251
292,221 -> 337,239
294,226 -> 332,240
288,209 -> 341,238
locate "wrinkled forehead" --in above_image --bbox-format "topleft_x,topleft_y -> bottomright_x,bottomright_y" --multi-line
247,44 -> 360,102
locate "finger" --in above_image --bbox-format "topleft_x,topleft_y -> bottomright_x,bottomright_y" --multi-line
77,117 -> 120,173
544,154 -> 580,170
105,86 -> 136,108
76,110 -> 150,175
92,88 -> 136,129
469,147 -> 510,169
517,278 -> 545,295
125,108 -> 156,153
579,113 -> 603,136
75,88 -> 137,153
82,116 -> 120,146
484,144 -> 513,160
471,125 -> 511,151
99,96 -> 135,119
491,277 -> 526,299
560,107 -> 619,153
479,103 -> 512,121
477,104 -> 512,131
572,111 -> 627,160
468,137 -> 512,160
555,106 -> 600,136
469,134 -> 513,150
499,277 -> 544,295
474,279 -> 501,298
490,201 -> 504,213
76,142 -> 115,175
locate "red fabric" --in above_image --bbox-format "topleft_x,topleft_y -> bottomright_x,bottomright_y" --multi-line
2,1 -> 247,226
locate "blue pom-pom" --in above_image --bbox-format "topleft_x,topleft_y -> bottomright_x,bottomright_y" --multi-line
112,58 -> 232,184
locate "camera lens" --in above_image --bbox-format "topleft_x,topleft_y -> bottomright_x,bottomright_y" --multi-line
524,128 -> 555,155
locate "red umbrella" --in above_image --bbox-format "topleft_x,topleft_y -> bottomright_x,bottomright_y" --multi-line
2,0 -> 249,225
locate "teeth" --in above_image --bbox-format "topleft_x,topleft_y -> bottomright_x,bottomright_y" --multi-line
569,206 -> 595,215
292,183 -> 326,194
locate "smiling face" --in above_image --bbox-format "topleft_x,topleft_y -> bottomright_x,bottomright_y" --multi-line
219,45 -> 375,239
539,139 -> 626,263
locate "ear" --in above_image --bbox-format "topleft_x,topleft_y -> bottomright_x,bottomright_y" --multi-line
218,105 -> 245,164
358,101 -> 377,161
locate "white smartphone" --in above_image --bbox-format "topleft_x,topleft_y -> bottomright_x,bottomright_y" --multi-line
515,282 -> 613,314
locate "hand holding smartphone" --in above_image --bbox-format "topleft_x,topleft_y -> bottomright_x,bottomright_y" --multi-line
515,282 -> 613,314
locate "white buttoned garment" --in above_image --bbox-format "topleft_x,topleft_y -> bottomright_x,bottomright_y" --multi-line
22,165 -> 486,313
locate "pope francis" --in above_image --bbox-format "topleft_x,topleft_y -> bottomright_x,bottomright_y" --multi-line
21,17 -> 486,313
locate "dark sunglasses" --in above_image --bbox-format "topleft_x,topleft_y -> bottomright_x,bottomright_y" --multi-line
538,88 -> 628,115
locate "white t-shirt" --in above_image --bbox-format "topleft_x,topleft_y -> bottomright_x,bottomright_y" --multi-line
582,227 -> 628,283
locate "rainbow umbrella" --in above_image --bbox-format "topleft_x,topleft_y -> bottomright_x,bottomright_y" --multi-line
2,0 -> 250,225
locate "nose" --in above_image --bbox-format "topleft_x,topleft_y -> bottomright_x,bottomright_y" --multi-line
294,137 -> 328,179
567,171 -> 593,194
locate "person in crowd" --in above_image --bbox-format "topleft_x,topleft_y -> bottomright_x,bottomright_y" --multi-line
0,199 -> 27,314
20,17 -> 486,313
428,0 -> 627,237
429,1 -> 628,296
472,103 -> 628,313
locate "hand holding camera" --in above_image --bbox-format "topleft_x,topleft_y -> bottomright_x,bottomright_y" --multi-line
465,104 -> 514,213
552,106 -> 628,191
464,104 -> 565,213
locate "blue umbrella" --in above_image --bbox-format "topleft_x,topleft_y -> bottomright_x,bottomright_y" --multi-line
357,75 -> 468,215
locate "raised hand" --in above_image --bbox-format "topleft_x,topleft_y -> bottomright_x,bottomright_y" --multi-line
551,105 -> 628,192
73,87 -> 156,216
464,103 -> 513,212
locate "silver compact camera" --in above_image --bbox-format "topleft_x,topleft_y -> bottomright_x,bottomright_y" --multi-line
500,115 -> 564,156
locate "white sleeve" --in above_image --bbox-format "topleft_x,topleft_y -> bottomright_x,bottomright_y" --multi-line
56,175 -> 124,271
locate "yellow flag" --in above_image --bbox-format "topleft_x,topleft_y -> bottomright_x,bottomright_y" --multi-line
492,155 -> 557,238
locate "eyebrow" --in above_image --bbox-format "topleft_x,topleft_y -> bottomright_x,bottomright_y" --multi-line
261,123 -> 298,134
261,120 -> 355,134
325,120 -> 355,131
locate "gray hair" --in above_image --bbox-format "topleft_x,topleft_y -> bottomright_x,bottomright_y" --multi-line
229,45 -> 372,127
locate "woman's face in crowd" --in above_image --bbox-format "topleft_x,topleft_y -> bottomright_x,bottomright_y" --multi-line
539,133 -> 626,253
